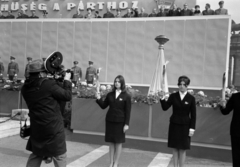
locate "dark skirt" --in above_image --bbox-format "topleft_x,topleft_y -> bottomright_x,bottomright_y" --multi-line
168,122 -> 191,150
105,121 -> 125,143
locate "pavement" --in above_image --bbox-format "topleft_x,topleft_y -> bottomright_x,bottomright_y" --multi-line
0,118 -> 232,167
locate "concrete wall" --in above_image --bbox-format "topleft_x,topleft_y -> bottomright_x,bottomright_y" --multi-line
0,16 -> 231,89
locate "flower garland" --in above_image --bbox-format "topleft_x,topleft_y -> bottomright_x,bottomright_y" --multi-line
73,83 -> 239,108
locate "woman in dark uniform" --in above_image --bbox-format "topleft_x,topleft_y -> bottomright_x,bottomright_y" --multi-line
160,76 -> 196,167
96,75 -> 131,167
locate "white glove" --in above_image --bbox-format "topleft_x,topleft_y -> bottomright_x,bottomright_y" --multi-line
64,72 -> 71,81
189,129 -> 195,137
96,92 -> 101,100
123,125 -> 129,133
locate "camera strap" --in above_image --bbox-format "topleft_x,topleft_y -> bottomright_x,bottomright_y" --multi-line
20,91 -> 27,128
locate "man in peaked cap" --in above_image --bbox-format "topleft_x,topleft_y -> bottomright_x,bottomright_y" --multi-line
21,59 -> 72,167
0,57 -> 4,79
24,57 -> 32,79
215,1 -> 228,15
71,61 -> 82,86
85,61 -> 97,85
7,56 -> 19,81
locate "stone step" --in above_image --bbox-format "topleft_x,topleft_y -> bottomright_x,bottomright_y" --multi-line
0,128 -> 19,139
0,117 -> 30,139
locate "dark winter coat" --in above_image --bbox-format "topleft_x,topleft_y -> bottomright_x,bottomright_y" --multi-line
21,77 -> 72,157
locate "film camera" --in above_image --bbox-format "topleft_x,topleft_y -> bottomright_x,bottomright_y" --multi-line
44,51 -> 73,81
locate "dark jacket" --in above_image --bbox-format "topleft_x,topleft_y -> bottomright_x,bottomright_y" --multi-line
85,66 -> 96,82
96,91 -> 131,125
157,11 -> 167,17
160,92 -> 196,129
71,66 -> 82,82
5,14 -> 15,19
72,14 -> 83,18
149,13 -> 157,17
138,13 -> 148,17
0,62 -> 4,73
7,62 -> 19,76
21,77 -> 72,157
202,9 -> 215,15
24,63 -> 30,79
103,12 -> 114,18
180,9 -> 193,16
168,9 -> 181,16
29,16 -> 39,18
220,92 -> 240,137
215,8 -> 228,15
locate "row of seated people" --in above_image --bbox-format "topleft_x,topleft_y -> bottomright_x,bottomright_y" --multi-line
0,10 -> 40,19
0,1 -> 228,19
73,1 -> 228,18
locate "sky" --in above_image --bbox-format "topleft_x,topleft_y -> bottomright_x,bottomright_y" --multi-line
197,0 -> 240,23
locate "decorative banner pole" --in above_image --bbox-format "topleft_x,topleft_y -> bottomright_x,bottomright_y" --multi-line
148,35 -> 169,96
96,68 -> 102,93
222,72 -> 226,100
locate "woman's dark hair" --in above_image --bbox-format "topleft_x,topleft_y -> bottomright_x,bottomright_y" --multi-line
113,75 -> 126,92
178,75 -> 190,86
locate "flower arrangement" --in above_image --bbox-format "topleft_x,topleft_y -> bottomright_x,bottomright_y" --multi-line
0,79 -> 24,91
73,83 -> 239,108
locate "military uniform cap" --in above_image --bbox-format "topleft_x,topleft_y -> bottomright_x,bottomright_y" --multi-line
44,51 -> 63,74
28,59 -> 46,73
10,56 -> 15,60
89,61 -> 93,64
219,1 -> 224,4
74,61 -> 78,64
27,57 -> 32,60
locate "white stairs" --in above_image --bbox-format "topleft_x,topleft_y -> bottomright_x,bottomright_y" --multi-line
0,117 -> 21,139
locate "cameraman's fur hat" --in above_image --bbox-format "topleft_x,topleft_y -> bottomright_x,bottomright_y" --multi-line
28,59 -> 46,73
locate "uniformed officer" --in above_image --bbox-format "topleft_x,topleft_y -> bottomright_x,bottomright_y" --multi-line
7,56 -> 19,81
85,61 -> 97,84
71,61 -> 82,86
0,57 -> 4,79
24,57 -> 32,79
215,1 -> 228,15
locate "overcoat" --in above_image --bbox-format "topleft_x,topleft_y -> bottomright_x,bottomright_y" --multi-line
21,77 -> 72,157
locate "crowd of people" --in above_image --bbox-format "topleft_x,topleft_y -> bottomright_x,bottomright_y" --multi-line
73,1 -> 228,19
0,1 -> 228,19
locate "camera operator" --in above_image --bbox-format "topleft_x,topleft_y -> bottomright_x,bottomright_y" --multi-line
21,59 -> 72,167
